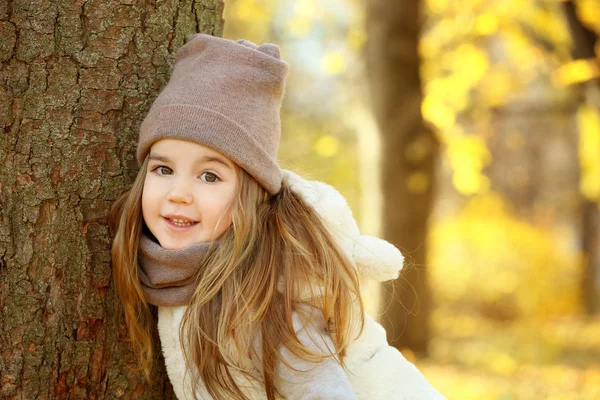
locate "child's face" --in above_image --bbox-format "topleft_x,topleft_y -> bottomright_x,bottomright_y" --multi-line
141,139 -> 239,250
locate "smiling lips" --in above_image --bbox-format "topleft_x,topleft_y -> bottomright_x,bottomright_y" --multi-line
163,216 -> 198,228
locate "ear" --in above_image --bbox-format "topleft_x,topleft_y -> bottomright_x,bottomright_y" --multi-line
353,236 -> 404,282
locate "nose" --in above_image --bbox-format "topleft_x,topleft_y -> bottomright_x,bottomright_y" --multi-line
167,177 -> 193,205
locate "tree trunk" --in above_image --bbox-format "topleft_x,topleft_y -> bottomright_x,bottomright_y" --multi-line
562,0 -> 600,314
366,0 -> 439,354
0,1 -> 223,398
486,83 -> 581,225
583,201 -> 600,313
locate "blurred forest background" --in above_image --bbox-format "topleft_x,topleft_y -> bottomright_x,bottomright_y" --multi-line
1,0 -> 599,398
223,0 -> 600,398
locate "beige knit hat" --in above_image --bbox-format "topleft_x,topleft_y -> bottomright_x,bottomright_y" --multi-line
137,34 -> 290,194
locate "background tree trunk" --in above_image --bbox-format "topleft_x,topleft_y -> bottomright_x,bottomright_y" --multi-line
486,82 -> 580,226
0,0 -> 223,398
562,0 -> 600,314
366,0 -> 439,354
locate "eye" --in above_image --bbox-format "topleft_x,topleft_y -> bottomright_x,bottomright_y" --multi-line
200,171 -> 219,183
152,165 -> 173,175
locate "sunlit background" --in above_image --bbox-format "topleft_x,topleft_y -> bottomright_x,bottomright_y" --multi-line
223,0 -> 600,398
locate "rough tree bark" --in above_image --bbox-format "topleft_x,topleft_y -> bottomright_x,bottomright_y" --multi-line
365,0 -> 439,354
0,0 -> 224,398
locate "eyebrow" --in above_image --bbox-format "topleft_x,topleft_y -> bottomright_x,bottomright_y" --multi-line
148,153 -> 234,171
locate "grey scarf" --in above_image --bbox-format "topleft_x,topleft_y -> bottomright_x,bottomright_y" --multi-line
138,231 -> 213,307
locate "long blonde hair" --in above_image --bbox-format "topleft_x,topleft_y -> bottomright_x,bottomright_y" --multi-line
110,163 -> 364,399
109,157 -> 154,378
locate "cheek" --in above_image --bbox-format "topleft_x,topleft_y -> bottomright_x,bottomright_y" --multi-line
211,209 -> 234,238
203,194 -> 235,229
218,208 -> 234,227
204,198 -> 230,222
141,180 -> 158,219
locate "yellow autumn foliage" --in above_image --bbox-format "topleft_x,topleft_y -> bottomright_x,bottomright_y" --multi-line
445,135 -> 491,195
321,51 -> 347,75
578,104 -> 600,201
429,194 -> 582,318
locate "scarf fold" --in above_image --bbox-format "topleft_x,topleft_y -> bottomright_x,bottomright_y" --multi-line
138,231 -> 213,307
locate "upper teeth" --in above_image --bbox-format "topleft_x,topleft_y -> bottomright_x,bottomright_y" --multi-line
170,218 -> 194,226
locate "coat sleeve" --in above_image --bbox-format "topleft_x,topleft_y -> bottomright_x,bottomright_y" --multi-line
275,306 -> 359,400
344,314 -> 447,400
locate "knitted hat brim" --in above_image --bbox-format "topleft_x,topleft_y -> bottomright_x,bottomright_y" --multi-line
137,104 -> 282,194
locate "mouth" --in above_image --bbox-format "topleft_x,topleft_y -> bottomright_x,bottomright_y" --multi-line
163,216 -> 199,228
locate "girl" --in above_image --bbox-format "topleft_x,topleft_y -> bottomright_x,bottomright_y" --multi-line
110,34 -> 445,399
